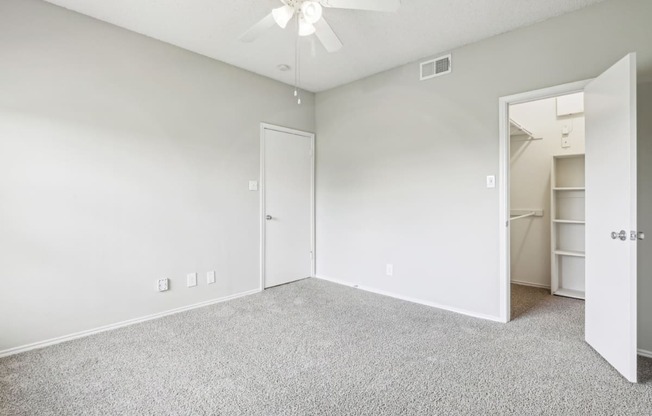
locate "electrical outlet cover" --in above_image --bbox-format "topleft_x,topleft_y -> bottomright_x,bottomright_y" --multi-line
157,278 -> 169,292
187,273 -> 197,287
207,271 -> 216,284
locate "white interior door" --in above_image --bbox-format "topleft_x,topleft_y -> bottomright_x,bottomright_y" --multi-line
585,53 -> 638,382
262,125 -> 314,288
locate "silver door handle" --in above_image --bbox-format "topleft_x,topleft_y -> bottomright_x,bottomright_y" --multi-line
611,230 -> 627,241
266,215 -> 273,220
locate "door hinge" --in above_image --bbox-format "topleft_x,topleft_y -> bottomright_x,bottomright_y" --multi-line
310,251 -> 314,259
631,231 -> 645,241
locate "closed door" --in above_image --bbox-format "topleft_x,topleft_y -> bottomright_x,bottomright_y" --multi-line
585,53 -> 638,382
262,124 -> 314,288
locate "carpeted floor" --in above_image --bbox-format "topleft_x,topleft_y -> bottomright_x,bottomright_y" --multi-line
1,279 -> 651,415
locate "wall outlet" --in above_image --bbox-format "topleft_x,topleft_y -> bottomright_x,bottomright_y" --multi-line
187,273 -> 197,287
486,175 -> 496,188
207,271 -> 216,284
157,278 -> 169,292
561,136 -> 570,148
386,264 -> 393,276
248,180 -> 258,191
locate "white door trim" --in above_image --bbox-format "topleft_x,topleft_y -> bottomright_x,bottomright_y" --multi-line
259,122 -> 315,290
498,79 -> 591,323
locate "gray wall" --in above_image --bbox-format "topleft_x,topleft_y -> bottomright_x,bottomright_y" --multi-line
0,0 -> 314,351
315,0 -> 652,348
2,0 -> 650,354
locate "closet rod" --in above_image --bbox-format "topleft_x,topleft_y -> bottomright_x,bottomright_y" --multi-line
510,212 -> 536,221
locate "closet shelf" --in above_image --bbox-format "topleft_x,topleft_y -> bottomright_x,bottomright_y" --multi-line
510,119 -> 542,141
553,219 -> 585,224
554,249 -> 585,258
551,154 -> 586,300
553,187 -> 585,191
553,288 -> 585,300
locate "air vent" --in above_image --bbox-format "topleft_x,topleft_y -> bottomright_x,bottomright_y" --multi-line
420,54 -> 452,80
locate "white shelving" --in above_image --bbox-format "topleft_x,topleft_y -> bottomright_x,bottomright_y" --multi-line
551,154 -> 585,300
510,119 -> 542,141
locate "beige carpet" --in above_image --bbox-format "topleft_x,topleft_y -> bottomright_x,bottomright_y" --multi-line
1,279 -> 651,415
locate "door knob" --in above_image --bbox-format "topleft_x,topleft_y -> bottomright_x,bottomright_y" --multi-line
266,215 -> 273,220
611,230 -> 627,241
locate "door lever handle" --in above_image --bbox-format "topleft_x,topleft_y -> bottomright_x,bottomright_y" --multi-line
611,230 -> 627,241
266,215 -> 273,220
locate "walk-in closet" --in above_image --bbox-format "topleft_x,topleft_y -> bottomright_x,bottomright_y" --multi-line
509,93 -> 586,310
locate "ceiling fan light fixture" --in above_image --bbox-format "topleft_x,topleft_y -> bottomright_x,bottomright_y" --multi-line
301,1 -> 323,24
298,18 -> 316,36
272,5 -> 294,29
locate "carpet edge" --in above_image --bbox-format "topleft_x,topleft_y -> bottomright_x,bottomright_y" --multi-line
313,275 -> 503,323
0,288 -> 262,358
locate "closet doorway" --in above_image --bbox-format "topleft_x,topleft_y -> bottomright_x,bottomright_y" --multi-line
498,54 -> 639,382
508,94 -> 586,298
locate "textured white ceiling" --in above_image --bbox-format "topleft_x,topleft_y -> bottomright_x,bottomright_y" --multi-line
43,0 -> 606,92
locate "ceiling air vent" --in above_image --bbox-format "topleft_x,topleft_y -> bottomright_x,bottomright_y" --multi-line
420,54 -> 452,80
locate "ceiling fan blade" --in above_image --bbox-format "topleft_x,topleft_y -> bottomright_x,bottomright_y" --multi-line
320,0 -> 400,12
313,18 -> 343,53
239,12 -> 276,42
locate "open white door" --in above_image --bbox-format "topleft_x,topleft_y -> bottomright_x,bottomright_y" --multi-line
261,124 -> 314,288
585,53 -> 638,382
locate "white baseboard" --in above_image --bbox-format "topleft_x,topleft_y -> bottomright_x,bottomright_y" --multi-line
314,275 -> 503,323
639,349 -> 652,359
511,280 -> 551,289
0,288 -> 261,359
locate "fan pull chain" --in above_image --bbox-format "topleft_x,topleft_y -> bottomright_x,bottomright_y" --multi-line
294,15 -> 301,105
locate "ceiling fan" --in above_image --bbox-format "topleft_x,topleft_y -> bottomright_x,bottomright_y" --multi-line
239,0 -> 401,53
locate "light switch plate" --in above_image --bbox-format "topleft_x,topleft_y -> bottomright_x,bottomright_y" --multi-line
248,181 -> 258,191
157,278 -> 169,292
486,175 -> 496,188
207,271 -> 216,284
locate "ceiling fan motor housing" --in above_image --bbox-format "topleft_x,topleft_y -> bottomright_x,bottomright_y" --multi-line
301,2 -> 323,24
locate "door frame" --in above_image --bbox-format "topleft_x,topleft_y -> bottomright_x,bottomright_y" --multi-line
259,122 -> 316,290
498,79 -> 591,323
